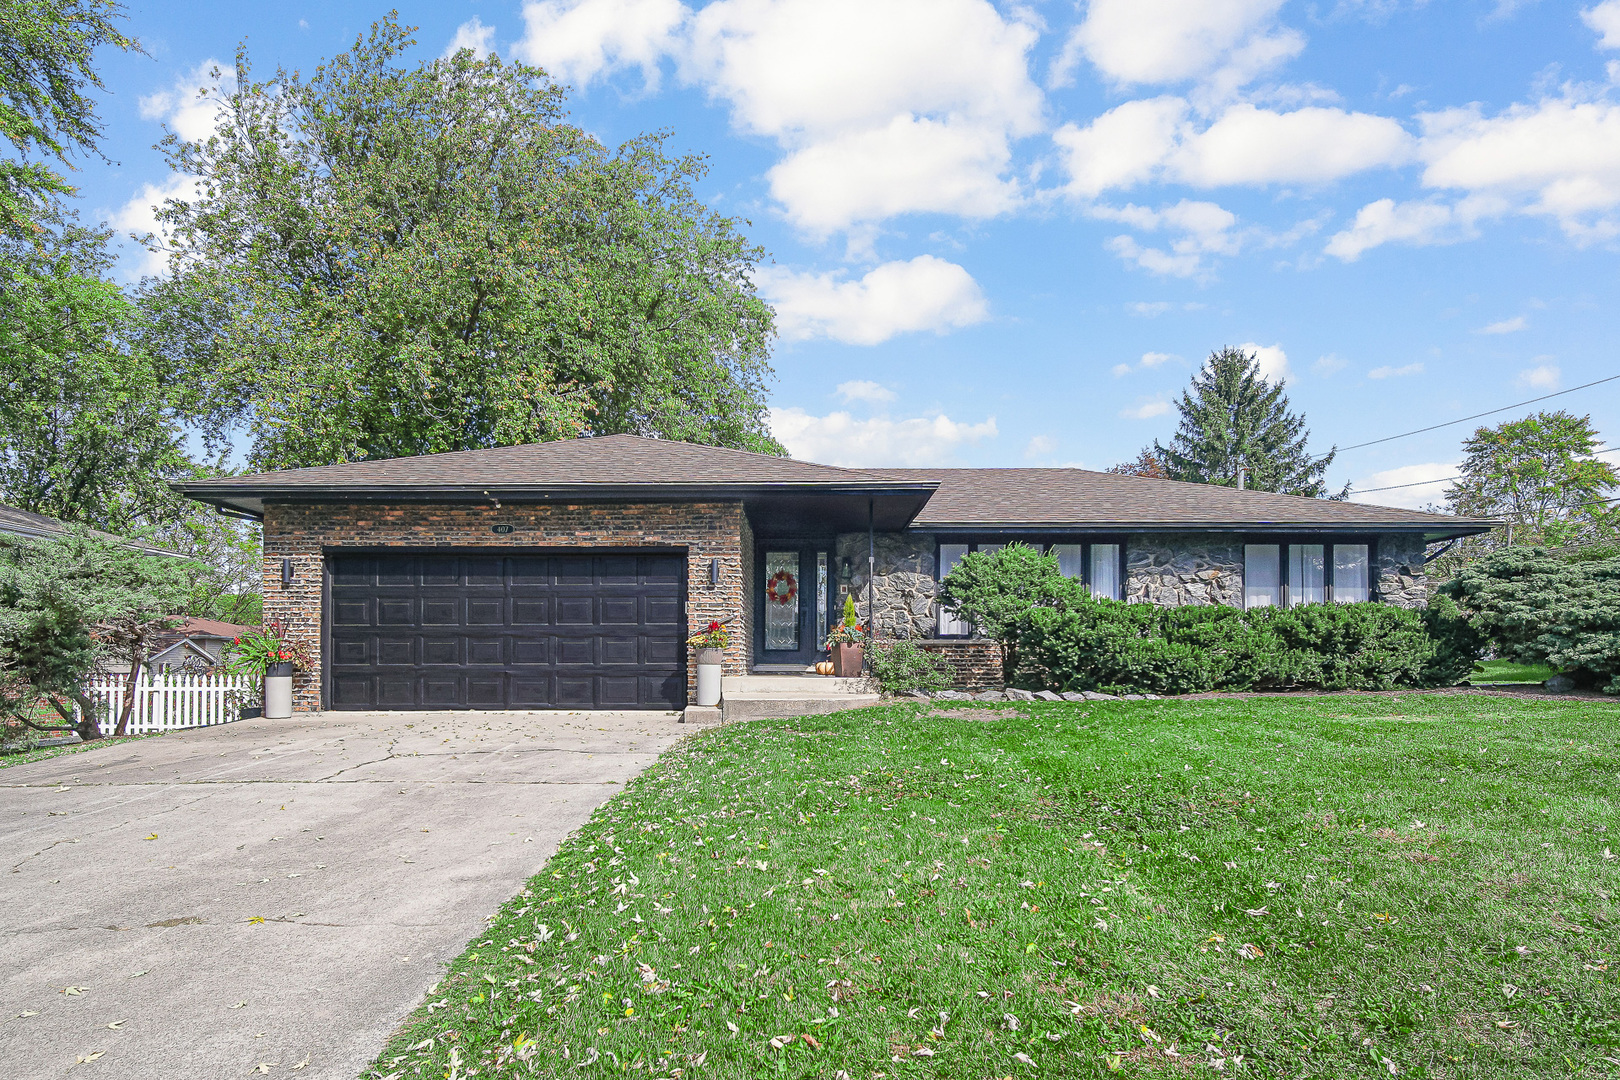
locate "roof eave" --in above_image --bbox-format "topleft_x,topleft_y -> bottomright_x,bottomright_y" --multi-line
909,521 -> 1500,540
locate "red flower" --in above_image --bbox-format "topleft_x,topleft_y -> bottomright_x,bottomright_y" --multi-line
707,621 -> 721,631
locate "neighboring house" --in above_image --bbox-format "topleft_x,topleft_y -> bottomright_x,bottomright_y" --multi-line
147,618 -> 254,671
0,501 -> 183,558
175,435 -> 1496,714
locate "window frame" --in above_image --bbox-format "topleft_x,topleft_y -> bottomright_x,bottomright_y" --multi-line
932,536 -> 1127,637
1242,536 -> 1378,609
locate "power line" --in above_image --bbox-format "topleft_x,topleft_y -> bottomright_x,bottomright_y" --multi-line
1320,373 -> 1620,460
1347,445 -> 1620,495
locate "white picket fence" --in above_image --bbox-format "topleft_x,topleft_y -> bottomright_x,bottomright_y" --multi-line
83,670 -> 257,734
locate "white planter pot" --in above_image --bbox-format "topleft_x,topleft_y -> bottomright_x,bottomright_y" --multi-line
264,663 -> 293,719
695,648 -> 723,707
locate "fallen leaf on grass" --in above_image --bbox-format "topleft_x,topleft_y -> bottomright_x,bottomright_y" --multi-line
1145,986 -> 1161,999
1013,1051 -> 1036,1067
768,1034 -> 793,1050
1237,943 -> 1263,960
912,1047 -> 934,1057
801,1034 -> 822,1049
725,1021 -> 739,1036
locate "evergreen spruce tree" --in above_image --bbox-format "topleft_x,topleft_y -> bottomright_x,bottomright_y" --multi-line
1153,346 -> 1339,497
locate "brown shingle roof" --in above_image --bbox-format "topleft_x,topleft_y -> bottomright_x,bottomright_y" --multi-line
880,468 -> 1494,532
0,501 -> 184,556
179,434 -> 911,493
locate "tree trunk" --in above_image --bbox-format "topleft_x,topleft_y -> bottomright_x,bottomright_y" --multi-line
115,661 -> 141,737
59,692 -> 102,742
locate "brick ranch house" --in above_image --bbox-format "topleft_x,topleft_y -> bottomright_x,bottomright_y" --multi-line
176,435 -> 1494,713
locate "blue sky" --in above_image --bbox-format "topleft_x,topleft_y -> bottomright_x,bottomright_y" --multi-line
73,0 -> 1620,506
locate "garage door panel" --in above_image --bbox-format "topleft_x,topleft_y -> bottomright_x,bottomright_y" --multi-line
466,598 -> 505,625
555,597 -> 594,624
328,551 -> 684,711
378,599 -> 416,625
511,637 -> 549,664
555,677 -> 594,708
332,598 -> 372,626
601,637 -> 638,665
465,638 -> 504,666
511,598 -> 549,625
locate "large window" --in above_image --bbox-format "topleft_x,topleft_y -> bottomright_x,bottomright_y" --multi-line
936,538 -> 1123,636
1245,541 -> 1371,608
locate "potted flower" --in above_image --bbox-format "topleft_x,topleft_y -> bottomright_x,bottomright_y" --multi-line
224,621 -> 309,720
687,620 -> 730,707
824,595 -> 868,677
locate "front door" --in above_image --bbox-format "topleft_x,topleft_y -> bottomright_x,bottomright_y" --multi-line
757,544 -> 832,667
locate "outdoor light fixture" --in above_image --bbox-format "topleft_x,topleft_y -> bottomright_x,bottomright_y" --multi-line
280,556 -> 293,588
709,558 -> 721,586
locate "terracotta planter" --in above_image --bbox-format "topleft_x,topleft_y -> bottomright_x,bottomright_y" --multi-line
831,643 -> 865,677
695,648 -> 723,707
264,661 -> 293,719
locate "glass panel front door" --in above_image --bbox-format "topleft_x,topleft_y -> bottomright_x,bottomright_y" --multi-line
763,551 -> 801,651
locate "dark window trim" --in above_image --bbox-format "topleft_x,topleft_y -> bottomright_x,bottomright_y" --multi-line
931,535 -> 1128,637
1242,536 -> 1377,609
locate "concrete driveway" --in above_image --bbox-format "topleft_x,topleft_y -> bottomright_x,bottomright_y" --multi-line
0,710 -> 689,1079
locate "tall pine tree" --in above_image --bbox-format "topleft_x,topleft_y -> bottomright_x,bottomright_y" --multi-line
1153,346 -> 1339,497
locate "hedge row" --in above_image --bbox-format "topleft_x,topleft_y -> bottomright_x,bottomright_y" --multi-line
1013,596 -> 1481,696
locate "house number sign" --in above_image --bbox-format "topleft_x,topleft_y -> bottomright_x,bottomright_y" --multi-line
490,524 -> 514,534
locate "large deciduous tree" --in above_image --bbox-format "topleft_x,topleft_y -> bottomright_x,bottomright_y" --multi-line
141,18 -> 780,469
1444,411 -> 1618,549
0,0 -> 138,235
1153,346 -> 1339,497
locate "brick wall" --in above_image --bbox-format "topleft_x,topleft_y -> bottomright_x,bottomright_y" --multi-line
261,501 -> 749,712
919,639 -> 1004,692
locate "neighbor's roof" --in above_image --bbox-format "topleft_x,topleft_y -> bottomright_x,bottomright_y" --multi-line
879,468 -> 1496,536
0,501 -> 185,557
174,434 -> 939,516
170,617 -> 253,640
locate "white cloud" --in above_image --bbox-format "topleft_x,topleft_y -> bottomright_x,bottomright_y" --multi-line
1024,435 -> 1057,459
835,380 -> 896,404
765,115 -> 1021,232
1314,354 -> 1347,375
1517,362 -> 1561,389
1481,315 -> 1527,334
757,255 -> 989,346
514,0 -> 686,89
1094,199 -> 1239,276
1114,350 -> 1178,376
1054,100 -> 1413,197
108,174 -> 198,279
1348,462 -> 1459,510
1323,196 -> 1501,260
446,17 -> 497,59
1418,98 -> 1620,242
1238,341 -> 1291,382
138,59 -> 234,142
1121,398 -> 1174,420
1056,0 -> 1298,89
1584,0 -> 1620,49
1368,362 -> 1424,378
517,0 -> 1043,233
769,407 -> 996,466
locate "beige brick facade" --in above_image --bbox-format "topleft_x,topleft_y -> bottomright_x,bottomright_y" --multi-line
261,501 -> 750,712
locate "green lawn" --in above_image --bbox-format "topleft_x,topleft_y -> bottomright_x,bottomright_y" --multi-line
0,732 -> 159,768
368,695 -> 1620,1079
1469,661 -> 1559,685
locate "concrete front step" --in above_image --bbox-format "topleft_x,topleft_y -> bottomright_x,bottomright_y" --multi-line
722,673 -> 875,695
721,692 -> 881,722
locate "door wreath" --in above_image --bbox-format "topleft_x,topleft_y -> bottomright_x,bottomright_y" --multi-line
767,569 -> 798,605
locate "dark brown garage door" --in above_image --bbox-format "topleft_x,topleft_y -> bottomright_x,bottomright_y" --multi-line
326,551 -> 685,711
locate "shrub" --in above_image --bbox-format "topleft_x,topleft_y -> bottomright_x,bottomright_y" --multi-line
868,640 -> 953,695
1014,597 -> 1478,695
937,544 -> 1085,680
1439,547 -> 1620,691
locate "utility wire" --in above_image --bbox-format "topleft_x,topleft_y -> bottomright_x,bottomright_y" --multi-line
1319,373 -> 1620,460
1348,445 -> 1620,495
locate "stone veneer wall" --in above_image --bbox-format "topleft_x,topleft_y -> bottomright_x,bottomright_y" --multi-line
262,501 -> 749,712
1373,533 -> 1428,608
834,531 -> 937,639
1125,533 -> 1245,607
